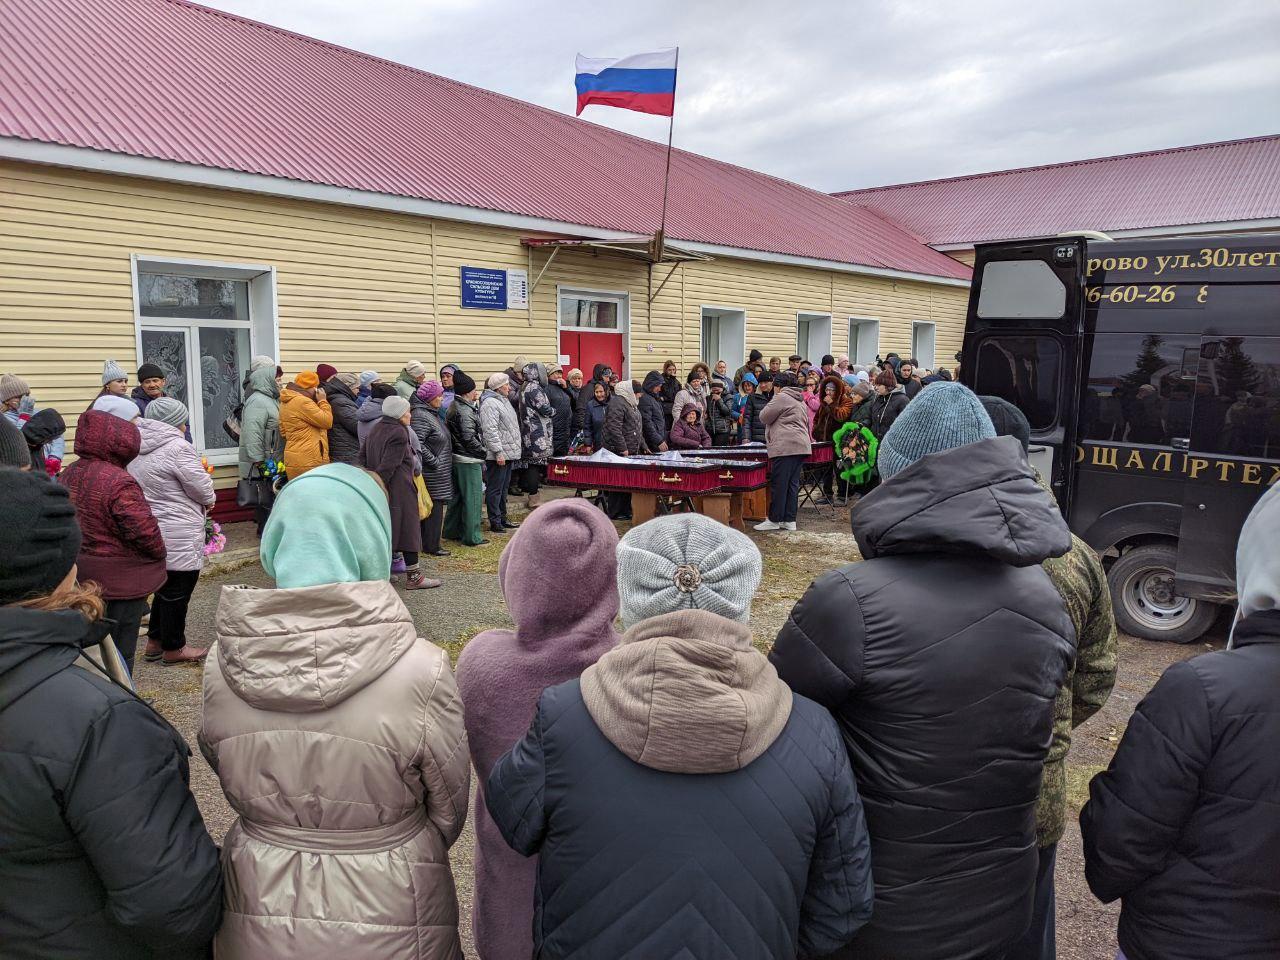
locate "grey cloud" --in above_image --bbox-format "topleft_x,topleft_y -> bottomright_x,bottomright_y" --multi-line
204,0 -> 1280,191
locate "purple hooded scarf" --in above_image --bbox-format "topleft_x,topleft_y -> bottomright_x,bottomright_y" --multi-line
455,498 -> 620,959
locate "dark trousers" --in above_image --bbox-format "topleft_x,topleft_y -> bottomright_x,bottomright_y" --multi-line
603,490 -> 632,519
712,431 -> 732,447
484,460 -> 513,529
768,454 -> 806,523
147,569 -> 200,652
254,504 -> 271,538
1006,844 -> 1056,960
421,499 -> 448,553
104,597 -> 149,674
402,551 -> 419,568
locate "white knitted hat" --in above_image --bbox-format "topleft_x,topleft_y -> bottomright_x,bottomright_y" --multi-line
615,513 -> 762,627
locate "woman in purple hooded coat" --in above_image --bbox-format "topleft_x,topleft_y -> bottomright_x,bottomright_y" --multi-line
454,498 -> 620,959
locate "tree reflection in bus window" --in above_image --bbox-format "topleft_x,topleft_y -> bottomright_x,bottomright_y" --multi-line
972,336 -> 1061,430
1081,334 -> 1200,446
1190,337 -> 1280,459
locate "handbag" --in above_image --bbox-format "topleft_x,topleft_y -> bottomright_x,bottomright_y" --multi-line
236,473 -> 274,508
414,473 -> 433,520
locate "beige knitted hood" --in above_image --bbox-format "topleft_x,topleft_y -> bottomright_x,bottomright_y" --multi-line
580,609 -> 792,774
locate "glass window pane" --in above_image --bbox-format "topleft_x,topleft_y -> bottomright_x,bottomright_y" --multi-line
1190,337 -> 1280,458
197,327 -> 250,452
971,335 -> 1062,430
559,296 -> 619,329
139,328 -> 190,410
976,259 -> 1067,320
140,273 -> 249,321
1080,334 -> 1199,445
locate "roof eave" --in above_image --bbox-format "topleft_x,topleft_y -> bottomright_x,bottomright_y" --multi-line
1,137 -> 968,288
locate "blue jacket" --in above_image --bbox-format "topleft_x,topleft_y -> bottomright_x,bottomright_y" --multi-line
487,610 -> 874,959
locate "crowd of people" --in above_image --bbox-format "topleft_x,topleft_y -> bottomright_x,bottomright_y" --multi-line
1,355 -> 1277,960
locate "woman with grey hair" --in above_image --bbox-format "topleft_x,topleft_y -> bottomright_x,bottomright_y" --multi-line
129,397 -> 216,664
486,513 -> 874,959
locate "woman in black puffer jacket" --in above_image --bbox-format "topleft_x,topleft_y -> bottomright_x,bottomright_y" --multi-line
409,380 -> 454,557
771,387 -> 1076,960
323,373 -> 362,465
1080,483 -> 1280,960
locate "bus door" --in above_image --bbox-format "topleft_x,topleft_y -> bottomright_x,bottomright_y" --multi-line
963,238 -> 1087,510
1175,335 -> 1280,600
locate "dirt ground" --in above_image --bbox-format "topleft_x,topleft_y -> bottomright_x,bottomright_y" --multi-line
135,492 -> 1227,960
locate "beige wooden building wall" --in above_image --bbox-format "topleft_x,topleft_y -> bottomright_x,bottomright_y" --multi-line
1,160 -> 969,457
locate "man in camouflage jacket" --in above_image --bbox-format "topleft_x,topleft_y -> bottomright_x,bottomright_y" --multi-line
983,396 -> 1118,960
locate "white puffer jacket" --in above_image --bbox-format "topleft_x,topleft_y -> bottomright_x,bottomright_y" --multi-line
478,390 -> 522,462
129,419 -> 216,571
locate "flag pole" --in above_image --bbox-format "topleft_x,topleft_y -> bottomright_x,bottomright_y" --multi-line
654,46 -> 678,263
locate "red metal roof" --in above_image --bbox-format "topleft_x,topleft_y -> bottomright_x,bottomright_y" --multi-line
836,136 -> 1280,246
0,0 -> 969,281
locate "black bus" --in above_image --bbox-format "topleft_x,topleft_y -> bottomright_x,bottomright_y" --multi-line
961,234 -> 1280,643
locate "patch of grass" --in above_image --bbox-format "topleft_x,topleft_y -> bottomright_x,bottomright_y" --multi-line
135,669 -> 204,717
1066,762 -> 1109,817
432,537 -> 510,574
203,553 -> 262,578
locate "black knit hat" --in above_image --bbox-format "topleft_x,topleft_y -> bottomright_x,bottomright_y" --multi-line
452,370 -> 477,396
0,414 -> 28,469
979,395 -> 1031,452
748,349 -> 763,362
137,362 -> 165,382
0,471 -> 82,604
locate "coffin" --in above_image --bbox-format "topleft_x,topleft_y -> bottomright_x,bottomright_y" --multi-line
546,456 -> 724,494
805,441 -> 834,464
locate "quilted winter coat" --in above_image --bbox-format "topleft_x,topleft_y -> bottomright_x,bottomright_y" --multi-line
602,388 -> 643,454
237,366 -> 281,480
410,395 -> 454,504
638,372 -> 669,450
668,404 -> 712,449
546,379 -> 575,457
446,395 -> 486,462
279,384 -> 333,479
200,579 -> 470,960
478,390 -> 522,462
129,419 -> 215,572
58,410 -> 167,600
0,606 -> 223,960
324,377 -> 361,465
1080,608 -> 1280,960
487,609 -> 875,960
770,436 -> 1077,960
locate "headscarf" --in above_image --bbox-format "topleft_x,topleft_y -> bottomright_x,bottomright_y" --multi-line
336,372 -> 360,393
614,380 -> 640,408
260,463 -> 392,589
1234,483 -> 1280,645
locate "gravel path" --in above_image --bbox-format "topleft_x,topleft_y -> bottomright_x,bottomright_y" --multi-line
136,504 -> 1226,959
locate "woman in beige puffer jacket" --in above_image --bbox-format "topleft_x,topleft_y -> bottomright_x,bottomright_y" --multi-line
200,463 -> 469,959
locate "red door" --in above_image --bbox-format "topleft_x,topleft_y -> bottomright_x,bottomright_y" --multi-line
559,330 -> 625,378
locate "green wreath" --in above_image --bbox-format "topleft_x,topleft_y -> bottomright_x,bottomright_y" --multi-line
832,421 -> 879,485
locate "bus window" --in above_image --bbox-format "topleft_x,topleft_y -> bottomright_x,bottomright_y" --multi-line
1081,333 -> 1199,446
1190,337 -> 1280,459
976,260 -> 1067,320
971,336 -> 1062,430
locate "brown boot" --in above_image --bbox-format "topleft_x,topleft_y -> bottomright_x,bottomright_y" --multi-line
143,638 -> 163,662
161,645 -> 209,666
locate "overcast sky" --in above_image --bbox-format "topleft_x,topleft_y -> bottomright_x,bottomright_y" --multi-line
203,0 -> 1280,192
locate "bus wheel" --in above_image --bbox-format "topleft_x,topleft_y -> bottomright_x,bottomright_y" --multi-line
1108,543 -> 1217,644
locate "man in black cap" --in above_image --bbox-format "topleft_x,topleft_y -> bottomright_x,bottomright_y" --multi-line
734,349 -> 764,388
132,362 -> 170,418
0,472 -> 224,959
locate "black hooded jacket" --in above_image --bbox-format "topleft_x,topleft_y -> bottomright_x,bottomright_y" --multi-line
0,607 -> 222,959
323,377 -> 361,465
770,436 -> 1077,960
546,379 -> 576,456
639,371 -> 668,451
21,408 -> 66,471
741,389 -> 771,444
1080,609 -> 1280,960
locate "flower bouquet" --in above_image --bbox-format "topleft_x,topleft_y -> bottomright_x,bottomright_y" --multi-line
203,517 -> 227,557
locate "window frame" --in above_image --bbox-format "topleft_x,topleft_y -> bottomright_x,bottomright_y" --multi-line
131,255 -> 278,466
796,311 -> 832,360
555,287 -> 629,333
848,317 -> 880,365
911,320 -> 937,369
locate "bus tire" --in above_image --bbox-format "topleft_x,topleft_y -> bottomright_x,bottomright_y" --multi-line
1107,543 -> 1217,644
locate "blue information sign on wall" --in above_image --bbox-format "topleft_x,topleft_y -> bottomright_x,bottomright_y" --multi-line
460,266 -> 508,310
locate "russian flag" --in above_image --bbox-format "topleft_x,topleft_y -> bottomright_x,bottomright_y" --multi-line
575,49 -> 677,117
